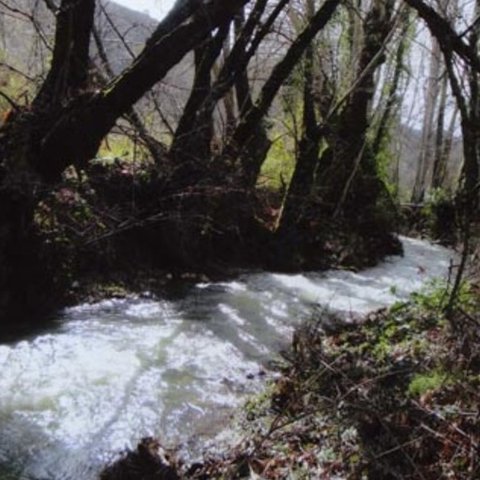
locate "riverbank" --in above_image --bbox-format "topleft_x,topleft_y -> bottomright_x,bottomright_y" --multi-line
64,226 -> 403,309
0,151 -> 404,336
195,286 -> 479,479
101,261 -> 480,479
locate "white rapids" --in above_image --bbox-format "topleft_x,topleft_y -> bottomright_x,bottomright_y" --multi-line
0,237 -> 456,479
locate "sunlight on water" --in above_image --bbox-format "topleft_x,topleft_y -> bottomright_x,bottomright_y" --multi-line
0,237 -> 456,479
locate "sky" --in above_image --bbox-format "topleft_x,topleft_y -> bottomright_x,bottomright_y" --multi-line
112,0 -> 175,20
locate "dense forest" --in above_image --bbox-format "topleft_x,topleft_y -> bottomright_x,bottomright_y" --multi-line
1,0 -> 480,478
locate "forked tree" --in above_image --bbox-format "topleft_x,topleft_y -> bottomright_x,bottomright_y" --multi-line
0,0 -> 248,322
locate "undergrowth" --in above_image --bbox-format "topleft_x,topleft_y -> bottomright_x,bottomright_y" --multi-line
189,283 -> 480,479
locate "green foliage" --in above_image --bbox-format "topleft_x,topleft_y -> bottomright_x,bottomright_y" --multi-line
373,132 -> 398,198
97,134 -> 150,164
258,134 -> 295,190
408,370 -> 450,397
411,280 -> 473,314
410,281 -> 450,311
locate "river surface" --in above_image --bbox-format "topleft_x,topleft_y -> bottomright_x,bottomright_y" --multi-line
0,237 -> 456,480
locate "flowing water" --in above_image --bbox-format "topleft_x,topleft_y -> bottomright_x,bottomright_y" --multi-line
0,237 -> 456,479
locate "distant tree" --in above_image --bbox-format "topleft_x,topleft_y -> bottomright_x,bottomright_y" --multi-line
405,0 -> 480,210
410,33 -> 442,203
404,0 -> 480,312
410,0 -> 460,202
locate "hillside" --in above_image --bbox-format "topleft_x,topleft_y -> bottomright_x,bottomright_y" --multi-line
0,1 -> 193,118
0,0 -> 159,71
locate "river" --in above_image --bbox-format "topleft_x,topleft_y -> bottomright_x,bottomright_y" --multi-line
0,237 -> 456,479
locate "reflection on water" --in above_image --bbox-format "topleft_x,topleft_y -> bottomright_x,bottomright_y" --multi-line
0,237 -> 456,479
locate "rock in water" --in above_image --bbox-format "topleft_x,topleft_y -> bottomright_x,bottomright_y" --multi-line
100,437 -> 180,480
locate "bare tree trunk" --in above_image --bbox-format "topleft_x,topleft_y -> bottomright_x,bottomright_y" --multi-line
433,105 -> 459,189
97,1 -> 175,137
170,21 -> 231,170
233,9 -> 255,117
431,72 -> 449,189
219,23 -> 237,138
411,24 -> 442,202
33,0 -> 95,109
173,0 -> 282,182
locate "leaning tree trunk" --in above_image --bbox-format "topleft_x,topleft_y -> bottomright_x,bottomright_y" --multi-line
0,0 -> 248,326
171,0 -> 277,185
170,21 -> 231,171
92,25 -> 167,165
277,37 -> 321,237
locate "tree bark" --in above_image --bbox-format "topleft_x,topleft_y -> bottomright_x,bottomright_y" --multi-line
92,24 -> 167,166
431,73 -> 449,190
170,21 -> 231,169
34,0 -> 96,109
316,0 -> 395,217
372,12 -> 410,156
172,0 -> 277,176
277,0 -> 321,236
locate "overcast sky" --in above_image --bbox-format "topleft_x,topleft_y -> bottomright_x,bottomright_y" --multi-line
112,0 -> 175,20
